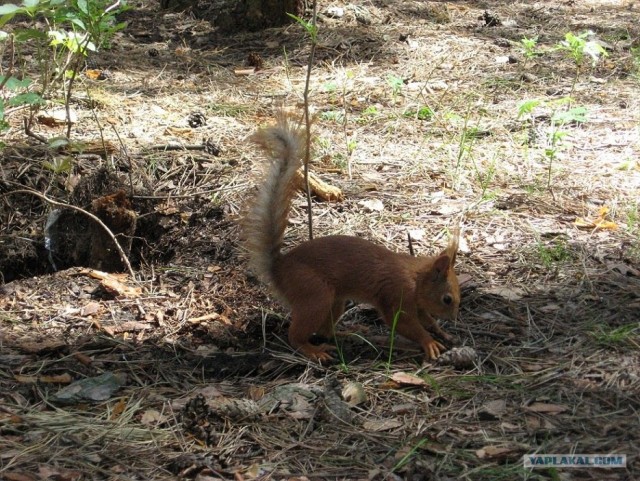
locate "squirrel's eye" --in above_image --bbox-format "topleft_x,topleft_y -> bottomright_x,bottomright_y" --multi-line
443,294 -> 453,305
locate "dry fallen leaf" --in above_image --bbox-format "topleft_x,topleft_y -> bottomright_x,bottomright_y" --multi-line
475,444 -> 523,461
110,398 -> 127,420
485,286 -> 525,301
479,399 -> 508,420
16,339 -> 67,354
40,373 -> 73,384
234,67 -> 257,76
524,402 -> 569,414
390,372 -> 427,387
1,471 -> 37,481
363,418 -> 403,432
525,415 -> 556,430
51,372 -> 127,404
73,352 -> 93,366
83,269 -> 142,297
81,301 -> 101,317
38,465 -> 82,481
574,205 -> 618,230
15,372 -> 72,385
140,409 -> 168,426
606,261 -> 639,277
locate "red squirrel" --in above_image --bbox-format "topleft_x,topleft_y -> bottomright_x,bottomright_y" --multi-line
244,115 -> 461,362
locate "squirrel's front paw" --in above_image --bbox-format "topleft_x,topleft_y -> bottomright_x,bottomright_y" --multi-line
298,343 -> 336,363
424,339 -> 447,360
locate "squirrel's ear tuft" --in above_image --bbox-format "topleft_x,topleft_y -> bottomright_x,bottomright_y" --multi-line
445,225 -> 460,264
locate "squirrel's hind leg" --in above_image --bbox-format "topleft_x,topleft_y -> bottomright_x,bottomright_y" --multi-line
287,290 -> 338,362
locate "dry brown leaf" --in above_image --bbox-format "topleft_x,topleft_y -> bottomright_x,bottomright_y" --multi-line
82,269 -> 141,297
574,206 -> 618,230
525,415 -> 557,430
500,421 -> 521,432
519,362 -> 546,372
2,472 -> 36,481
188,312 -> 228,325
479,399 -> 507,419
140,409 -> 168,426
234,67 -> 256,76
390,372 -> 427,387
100,276 -> 142,297
38,465 -> 82,481
73,352 -> 93,366
524,402 -> 569,414
363,418 -> 403,432
81,301 -> 101,317
14,368 -> 69,385
39,373 -> 73,384
156,202 -> 180,215
606,261 -> 639,277
247,385 -> 266,401
112,321 -> 153,333
16,340 -> 67,354
14,375 -> 38,384
110,398 -> 127,420
475,444 -> 522,461
378,380 -> 401,390
164,126 -> 194,138
485,286 -> 525,301
37,108 -> 77,126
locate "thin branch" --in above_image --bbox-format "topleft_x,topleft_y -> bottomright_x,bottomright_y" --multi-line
407,232 -> 415,256
104,0 -> 121,15
302,1 -> 318,241
23,118 -> 47,143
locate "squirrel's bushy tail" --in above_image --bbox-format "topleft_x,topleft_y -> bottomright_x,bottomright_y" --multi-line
244,114 -> 305,283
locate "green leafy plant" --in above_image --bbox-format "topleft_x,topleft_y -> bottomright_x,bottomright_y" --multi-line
556,31 -> 607,95
520,36 -> 539,59
356,105 -> 380,124
519,35 -> 540,71
346,137 -> 357,155
536,238 -> 571,267
518,97 -> 587,190
319,109 -> 344,123
557,31 -> 607,68
404,105 -> 434,121
287,13 -> 318,42
386,73 -> 404,99
0,75 -> 45,134
0,0 -> 129,139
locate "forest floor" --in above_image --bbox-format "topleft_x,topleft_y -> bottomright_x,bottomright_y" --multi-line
1,0 -> 639,480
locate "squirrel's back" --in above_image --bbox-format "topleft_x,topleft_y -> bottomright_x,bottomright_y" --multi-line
244,115 -> 305,284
